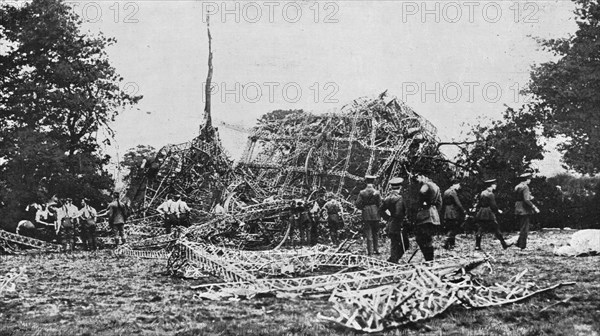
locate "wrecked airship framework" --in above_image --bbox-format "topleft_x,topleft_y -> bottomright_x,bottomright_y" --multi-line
121,90 -> 443,249
0,20 -> 574,332
0,90 -> 574,333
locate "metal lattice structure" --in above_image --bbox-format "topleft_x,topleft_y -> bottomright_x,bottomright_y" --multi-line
0,230 -> 62,253
238,91 -> 440,199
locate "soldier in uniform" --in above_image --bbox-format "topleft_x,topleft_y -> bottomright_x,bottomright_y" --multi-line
104,192 -> 128,246
380,177 -> 409,263
321,193 -> 343,245
415,175 -> 442,261
475,179 -> 511,250
442,179 -> 465,250
514,173 -> 540,249
355,175 -> 383,255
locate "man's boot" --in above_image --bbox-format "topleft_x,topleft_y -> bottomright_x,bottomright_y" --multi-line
423,247 -> 434,261
475,236 -> 482,250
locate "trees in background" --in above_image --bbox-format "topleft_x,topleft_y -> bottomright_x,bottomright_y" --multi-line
0,0 -> 141,225
527,0 -> 600,175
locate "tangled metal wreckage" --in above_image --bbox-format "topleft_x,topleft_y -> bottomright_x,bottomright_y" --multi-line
0,92 -> 573,333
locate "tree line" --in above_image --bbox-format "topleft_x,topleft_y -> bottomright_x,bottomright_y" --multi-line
1,0 -> 600,230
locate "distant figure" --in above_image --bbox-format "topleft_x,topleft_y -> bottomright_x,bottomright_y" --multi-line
157,194 -> 177,234
175,194 -> 191,227
78,198 -> 98,251
308,195 -> 325,245
514,173 -> 540,249
475,179 -> 510,250
415,175 -> 442,261
105,192 -> 128,246
380,177 -> 409,263
57,198 -> 79,251
290,199 -> 311,245
321,193 -> 343,245
355,175 -> 383,256
442,179 -> 465,250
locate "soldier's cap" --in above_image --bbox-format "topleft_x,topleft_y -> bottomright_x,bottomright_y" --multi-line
364,175 -> 377,181
519,173 -> 532,180
484,179 -> 497,185
389,177 -> 404,187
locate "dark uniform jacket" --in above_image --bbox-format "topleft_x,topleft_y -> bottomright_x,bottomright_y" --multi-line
380,190 -> 407,234
514,183 -> 535,215
443,188 -> 465,220
416,181 -> 442,225
355,185 -> 382,221
108,200 -> 127,225
475,189 -> 499,221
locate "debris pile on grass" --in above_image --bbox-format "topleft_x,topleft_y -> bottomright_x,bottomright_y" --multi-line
164,239 -> 573,333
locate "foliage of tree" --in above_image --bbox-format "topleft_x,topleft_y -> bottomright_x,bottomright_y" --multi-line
0,0 -> 141,226
527,0 -> 600,174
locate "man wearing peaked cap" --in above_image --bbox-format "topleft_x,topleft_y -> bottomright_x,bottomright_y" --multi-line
474,179 -> 511,250
356,174 -> 382,255
442,178 -> 465,250
514,173 -> 540,249
380,177 -> 409,263
414,175 -> 442,261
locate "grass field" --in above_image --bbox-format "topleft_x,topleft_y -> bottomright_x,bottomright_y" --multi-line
1,230 -> 598,336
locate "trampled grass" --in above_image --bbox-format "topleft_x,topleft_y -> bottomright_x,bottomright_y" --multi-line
1,230 -> 598,336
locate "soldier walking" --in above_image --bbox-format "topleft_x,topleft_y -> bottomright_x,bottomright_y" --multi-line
442,179 -> 465,250
474,179 -> 511,250
380,177 -> 409,263
514,173 -> 540,249
355,175 -> 383,255
415,175 -> 442,261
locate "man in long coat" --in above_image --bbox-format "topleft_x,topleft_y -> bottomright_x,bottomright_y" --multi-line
380,177 -> 409,263
442,179 -> 465,250
415,175 -> 442,261
475,179 -> 510,250
514,173 -> 540,249
355,175 -> 383,255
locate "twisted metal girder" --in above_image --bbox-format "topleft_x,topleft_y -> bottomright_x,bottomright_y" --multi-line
0,230 -> 62,252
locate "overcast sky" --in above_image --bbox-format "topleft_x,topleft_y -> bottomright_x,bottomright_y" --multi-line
74,0 -> 578,178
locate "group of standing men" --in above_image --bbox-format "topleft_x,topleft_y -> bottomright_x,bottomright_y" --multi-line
24,192 -> 129,251
354,173 -> 540,263
156,194 -> 192,233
